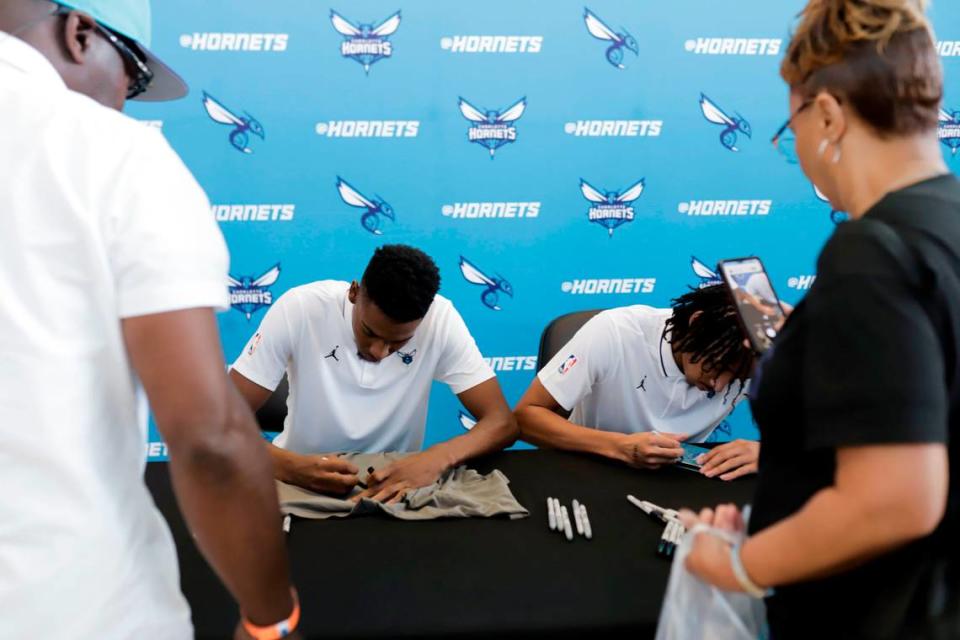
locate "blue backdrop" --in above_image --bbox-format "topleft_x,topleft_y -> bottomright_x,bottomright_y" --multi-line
133,1 -> 960,460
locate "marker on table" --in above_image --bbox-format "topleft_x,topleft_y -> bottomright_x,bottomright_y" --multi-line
572,499 -> 585,536
560,505 -> 574,541
547,497 -> 557,531
580,504 -> 593,540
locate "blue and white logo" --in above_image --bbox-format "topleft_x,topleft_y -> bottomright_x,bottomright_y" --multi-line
699,93 -> 751,152
459,256 -> 513,311
459,96 -> 526,158
397,349 -> 417,365
583,8 -> 638,69
691,257 -> 722,287
228,264 -> 280,320
580,178 -> 644,237
330,9 -> 401,74
202,92 -> 264,154
939,108 -> 960,158
336,177 -> 395,235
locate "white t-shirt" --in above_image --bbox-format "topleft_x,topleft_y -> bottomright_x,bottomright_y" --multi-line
538,306 -> 747,442
231,281 -> 495,453
0,35 -> 229,639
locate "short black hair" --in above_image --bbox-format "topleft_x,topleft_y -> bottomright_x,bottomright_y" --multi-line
665,284 -> 753,387
360,245 -> 441,323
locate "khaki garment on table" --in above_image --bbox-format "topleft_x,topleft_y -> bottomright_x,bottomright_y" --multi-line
277,453 -> 528,520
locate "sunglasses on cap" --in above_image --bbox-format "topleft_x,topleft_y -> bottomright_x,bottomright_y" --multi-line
54,5 -> 154,99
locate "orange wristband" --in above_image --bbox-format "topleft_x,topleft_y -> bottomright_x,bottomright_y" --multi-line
241,588 -> 300,639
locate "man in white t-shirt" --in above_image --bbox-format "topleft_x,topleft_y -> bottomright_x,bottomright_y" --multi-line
0,1 -> 299,638
230,245 -> 518,503
516,285 -> 760,481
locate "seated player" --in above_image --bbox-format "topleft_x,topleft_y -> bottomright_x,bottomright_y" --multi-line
230,244 -> 517,502
515,285 -> 758,481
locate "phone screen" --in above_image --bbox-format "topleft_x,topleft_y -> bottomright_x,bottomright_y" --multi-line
678,443 -> 711,470
717,257 -> 785,353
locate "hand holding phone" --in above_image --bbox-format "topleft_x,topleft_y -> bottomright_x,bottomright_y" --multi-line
717,257 -> 786,353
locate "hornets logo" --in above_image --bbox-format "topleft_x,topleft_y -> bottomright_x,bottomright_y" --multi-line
330,10 -> 401,74
699,93 -> 751,152
580,178 -> 644,237
458,96 -> 526,158
336,177 -> 395,235
690,257 -> 722,288
459,256 -> 513,311
583,8 -> 638,69
397,349 -> 417,365
228,264 -> 280,320
202,92 -> 264,154
939,108 -> 960,158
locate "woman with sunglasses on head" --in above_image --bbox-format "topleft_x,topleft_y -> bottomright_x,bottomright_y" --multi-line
679,1 -> 960,638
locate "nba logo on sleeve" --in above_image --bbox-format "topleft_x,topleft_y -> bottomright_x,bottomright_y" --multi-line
559,355 -> 578,375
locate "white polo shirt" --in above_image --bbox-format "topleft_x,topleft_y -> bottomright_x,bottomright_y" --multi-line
538,306 -> 747,442
0,34 -> 228,639
231,281 -> 495,453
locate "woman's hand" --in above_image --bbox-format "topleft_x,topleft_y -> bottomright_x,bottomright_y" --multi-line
678,504 -> 745,592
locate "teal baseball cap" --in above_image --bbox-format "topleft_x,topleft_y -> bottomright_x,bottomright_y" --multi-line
55,0 -> 187,101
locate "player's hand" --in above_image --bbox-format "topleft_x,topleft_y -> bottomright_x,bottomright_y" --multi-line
616,431 -> 687,469
698,440 -> 759,481
283,453 -> 359,496
351,449 -> 451,505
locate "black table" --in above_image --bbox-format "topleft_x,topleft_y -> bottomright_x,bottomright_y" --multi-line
147,449 -> 756,639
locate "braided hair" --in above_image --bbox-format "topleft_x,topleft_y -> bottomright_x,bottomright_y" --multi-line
664,285 -> 754,401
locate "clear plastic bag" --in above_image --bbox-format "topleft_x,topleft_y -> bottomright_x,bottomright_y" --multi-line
655,524 -> 769,640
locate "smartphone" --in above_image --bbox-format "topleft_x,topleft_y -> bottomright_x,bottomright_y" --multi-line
717,257 -> 786,354
677,442 -> 711,471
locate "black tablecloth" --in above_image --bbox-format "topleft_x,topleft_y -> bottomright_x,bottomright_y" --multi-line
146,449 -> 756,639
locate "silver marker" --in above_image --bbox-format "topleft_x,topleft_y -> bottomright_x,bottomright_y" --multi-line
547,497 -> 557,531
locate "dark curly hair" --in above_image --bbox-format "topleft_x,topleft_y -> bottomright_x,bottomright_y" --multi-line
665,284 -> 754,398
360,245 -> 441,323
